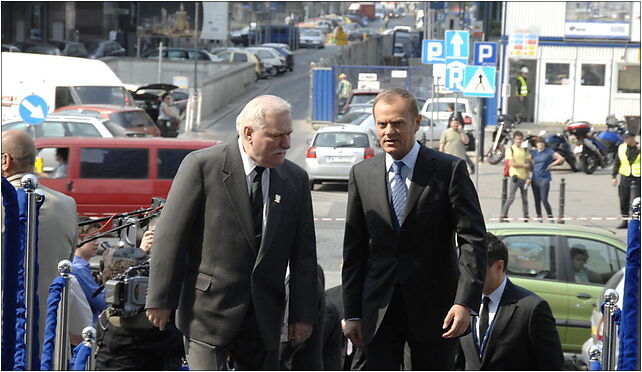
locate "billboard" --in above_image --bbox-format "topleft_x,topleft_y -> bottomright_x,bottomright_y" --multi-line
565,2 -> 632,40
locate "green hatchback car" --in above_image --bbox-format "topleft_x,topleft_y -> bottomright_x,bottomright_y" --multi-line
487,223 -> 627,354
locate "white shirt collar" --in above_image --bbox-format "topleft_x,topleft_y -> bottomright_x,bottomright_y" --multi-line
486,275 -> 508,305
385,141 -> 420,172
237,136 -> 270,178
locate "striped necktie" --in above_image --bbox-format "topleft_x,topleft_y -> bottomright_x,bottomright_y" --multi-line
391,160 -> 407,225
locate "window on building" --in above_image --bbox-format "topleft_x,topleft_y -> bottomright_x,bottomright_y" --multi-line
617,64 -> 641,93
80,148 -> 148,179
545,63 -> 570,85
580,64 -> 605,86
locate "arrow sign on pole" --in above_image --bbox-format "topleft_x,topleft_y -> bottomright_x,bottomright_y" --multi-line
445,30 -> 469,59
19,95 -> 49,125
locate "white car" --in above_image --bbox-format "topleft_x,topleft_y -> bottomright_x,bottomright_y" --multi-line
305,125 -> 381,189
420,97 -> 480,150
245,47 -> 287,74
299,29 -> 325,49
1,114 -> 135,138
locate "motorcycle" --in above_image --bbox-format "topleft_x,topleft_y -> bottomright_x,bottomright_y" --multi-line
566,121 -> 608,175
486,113 -> 517,165
545,131 -> 578,172
595,115 -> 626,165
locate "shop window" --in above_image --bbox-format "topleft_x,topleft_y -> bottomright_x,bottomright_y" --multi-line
545,63 -> 570,85
580,64 -> 605,86
617,64 -> 641,94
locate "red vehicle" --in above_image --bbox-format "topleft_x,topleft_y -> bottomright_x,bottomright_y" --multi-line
35,137 -> 220,216
54,104 -> 161,137
341,88 -> 382,114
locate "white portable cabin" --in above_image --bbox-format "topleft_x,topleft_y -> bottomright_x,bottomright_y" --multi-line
1,52 -> 133,122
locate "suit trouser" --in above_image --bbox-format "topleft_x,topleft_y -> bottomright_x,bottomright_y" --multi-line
619,176 -> 641,217
366,286 -> 456,370
501,177 -> 529,218
186,306 -> 279,371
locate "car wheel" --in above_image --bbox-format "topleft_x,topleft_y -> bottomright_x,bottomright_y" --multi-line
269,68 -> 278,77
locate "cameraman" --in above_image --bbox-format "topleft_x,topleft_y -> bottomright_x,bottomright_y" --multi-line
95,258 -> 184,370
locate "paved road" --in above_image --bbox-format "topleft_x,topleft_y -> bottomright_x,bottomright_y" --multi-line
184,41 -> 629,290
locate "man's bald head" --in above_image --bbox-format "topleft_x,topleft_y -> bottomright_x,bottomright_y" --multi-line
2,130 -> 36,176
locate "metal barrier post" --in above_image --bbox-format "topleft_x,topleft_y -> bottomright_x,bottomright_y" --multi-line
21,174 -> 38,370
81,326 -> 97,371
588,345 -> 602,370
558,178 -> 566,224
602,289 -> 619,371
501,177 -> 508,212
53,260 -> 72,371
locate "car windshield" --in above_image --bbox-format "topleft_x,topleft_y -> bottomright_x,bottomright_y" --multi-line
351,94 -> 377,105
109,110 -> 155,129
74,86 -> 134,106
314,132 -> 370,148
336,111 -> 370,125
302,29 -> 321,37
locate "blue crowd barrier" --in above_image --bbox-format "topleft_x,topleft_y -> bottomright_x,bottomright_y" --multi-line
1,177 -> 20,370
618,217 -> 640,370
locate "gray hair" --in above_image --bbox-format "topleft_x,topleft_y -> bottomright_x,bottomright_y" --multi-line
235,95 -> 292,134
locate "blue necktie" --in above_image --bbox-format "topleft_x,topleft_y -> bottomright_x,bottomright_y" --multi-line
391,161 -> 407,225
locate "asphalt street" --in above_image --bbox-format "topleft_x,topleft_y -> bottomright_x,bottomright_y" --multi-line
182,34 -> 629,290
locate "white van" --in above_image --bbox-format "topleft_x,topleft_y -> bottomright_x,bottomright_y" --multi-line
1,52 -> 134,122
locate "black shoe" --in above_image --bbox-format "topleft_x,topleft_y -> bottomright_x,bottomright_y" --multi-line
617,220 -> 628,229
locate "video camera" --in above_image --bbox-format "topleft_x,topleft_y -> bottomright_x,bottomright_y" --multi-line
104,260 -> 150,318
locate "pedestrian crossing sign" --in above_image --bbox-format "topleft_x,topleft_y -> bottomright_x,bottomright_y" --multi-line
463,66 -> 496,98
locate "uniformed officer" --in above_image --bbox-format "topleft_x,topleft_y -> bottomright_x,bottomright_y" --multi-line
515,66 -> 529,123
611,132 -> 640,228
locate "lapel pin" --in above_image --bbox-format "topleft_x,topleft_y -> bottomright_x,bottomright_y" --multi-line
275,194 -> 281,204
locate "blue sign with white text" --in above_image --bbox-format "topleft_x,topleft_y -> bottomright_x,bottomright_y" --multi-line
445,30 -> 469,59
421,40 -> 445,64
19,95 -> 48,125
473,42 -> 498,66
445,58 -> 467,92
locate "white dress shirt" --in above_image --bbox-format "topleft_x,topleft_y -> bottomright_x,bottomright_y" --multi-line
384,141 -> 420,225
238,137 -> 270,231
476,276 -> 507,347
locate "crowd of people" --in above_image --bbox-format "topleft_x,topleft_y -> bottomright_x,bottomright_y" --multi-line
8,87 -> 630,371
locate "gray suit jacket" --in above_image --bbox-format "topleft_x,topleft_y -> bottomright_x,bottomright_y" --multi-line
7,174 -> 78,351
342,145 -> 487,344
146,140 -> 318,350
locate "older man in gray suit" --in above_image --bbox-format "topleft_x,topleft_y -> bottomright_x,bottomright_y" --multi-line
2,130 -> 78,352
146,95 -> 319,370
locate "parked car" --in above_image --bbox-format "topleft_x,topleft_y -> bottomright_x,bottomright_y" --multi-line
34,137 -> 220,216
214,49 -> 269,79
299,29 -> 325,48
486,223 -> 627,354
141,47 -> 219,61
2,114 -> 136,138
129,83 -> 188,123
54,104 -> 160,137
83,40 -> 126,58
305,125 -> 381,189
420,97 -> 480,151
341,88 -> 382,114
2,44 -> 20,52
245,47 -> 287,74
261,43 -> 294,71
229,24 -> 258,46
14,41 -> 62,55
47,40 -> 88,57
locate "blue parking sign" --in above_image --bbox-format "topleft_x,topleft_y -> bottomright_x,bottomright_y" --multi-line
421,40 -> 445,64
445,58 -> 467,92
473,42 -> 497,66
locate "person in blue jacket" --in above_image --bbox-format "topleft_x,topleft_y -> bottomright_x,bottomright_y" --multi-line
530,136 -> 564,222
73,218 -> 106,322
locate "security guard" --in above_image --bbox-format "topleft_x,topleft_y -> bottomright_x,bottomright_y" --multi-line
611,132 -> 640,228
336,73 -> 352,113
515,66 -> 529,122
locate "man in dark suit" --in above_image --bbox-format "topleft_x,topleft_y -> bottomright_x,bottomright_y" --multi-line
342,88 -> 487,370
145,95 -> 318,370
457,233 -> 564,370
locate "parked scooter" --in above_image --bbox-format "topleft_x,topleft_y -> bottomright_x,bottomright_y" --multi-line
566,121 -> 608,174
486,112 -> 517,165
545,131 -> 578,172
596,115 -> 626,164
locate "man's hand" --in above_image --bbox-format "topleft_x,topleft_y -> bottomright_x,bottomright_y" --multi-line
611,178 -> 618,187
442,304 -> 471,338
525,178 -> 531,185
146,308 -> 171,331
288,322 -> 313,346
140,230 -> 154,253
342,319 -> 364,348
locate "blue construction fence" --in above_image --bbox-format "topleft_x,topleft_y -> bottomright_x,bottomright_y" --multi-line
311,64 -> 498,127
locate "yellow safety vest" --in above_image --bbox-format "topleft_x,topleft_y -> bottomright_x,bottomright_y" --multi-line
338,80 -> 352,99
618,143 -> 641,177
516,76 -> 528,96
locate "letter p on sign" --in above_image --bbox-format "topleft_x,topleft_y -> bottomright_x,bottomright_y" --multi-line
422,40 -> 445,64
473,42 -> 497,66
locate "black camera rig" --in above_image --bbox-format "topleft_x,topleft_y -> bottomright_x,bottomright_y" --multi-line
104,260 -> 150,318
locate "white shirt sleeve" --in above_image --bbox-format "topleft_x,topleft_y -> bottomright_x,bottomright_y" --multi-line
67,275 -> 94,336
